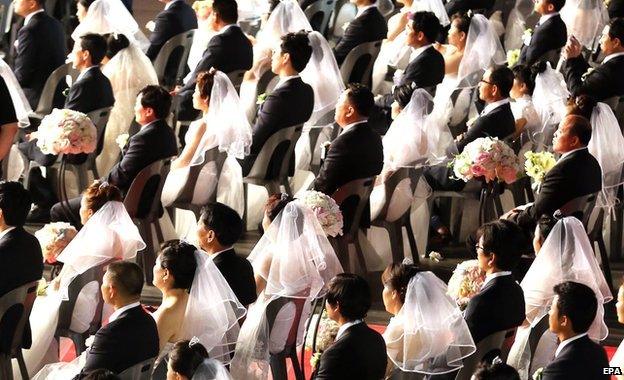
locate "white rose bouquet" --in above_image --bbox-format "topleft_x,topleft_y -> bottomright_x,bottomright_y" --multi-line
36,108 -> 97,155
296,190 -> 344,237
35,222 -> 78,263
447,259 -> 486,309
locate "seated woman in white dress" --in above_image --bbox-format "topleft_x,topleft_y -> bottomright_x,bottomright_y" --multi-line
231,201 -> 343,380
507,217 -> 612,379
610,281 -> 624,380
25,181 -> 145,378
167,340 -> 233,380
381,262 -> 475,378
434,12 -> 469,77
509,63 -> 543,140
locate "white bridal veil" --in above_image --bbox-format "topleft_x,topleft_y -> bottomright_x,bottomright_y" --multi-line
560,0 -> 609,49
531,62 -> 570,146
192,358 -> 233,379
0,58 -> 32,127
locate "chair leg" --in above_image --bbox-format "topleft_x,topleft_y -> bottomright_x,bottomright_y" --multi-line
386,223 -> 404,264
15,349 -> 28,380
242,183 -> 249,230
289,349 -> 304,380
403,217 -> 419,263
269,353 -> 288,380
71,332 -> 87,356
354,234 -> 368,274
596,235 -> 615,295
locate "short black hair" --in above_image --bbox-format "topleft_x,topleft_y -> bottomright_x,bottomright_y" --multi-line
159,240 -> 198,291
326,273 -> 371,320
545,0 -> 566,11
553,281 -> 597,333
0,181 -> 31,227
345,83 -> 375,117
212,0 -> 238,24
264,193 -> 294,222
565,114 -> 593,146
79,33 -> 108,65
410,11 -> 441,43
392,83 -> 415,109
81,368 -> 121,380
609,18 -> 624,45
199,202 -> 243,246
77,0 -> 97,9
103,33 -> 130,60
169,340 -> 210,378
536,214 -> 557,242
512,60 -> 547,95
106,261 -> 144,298
489,65 -> 514,98
450,12 -> 471,35
477,219 -> 527,271
566,94 -> 596,120
472,361 -> 520,380
138,85 -> 172,119
280,31 -> 313,72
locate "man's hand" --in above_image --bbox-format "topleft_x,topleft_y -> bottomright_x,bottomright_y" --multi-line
170,85 -> 182,96
563,35 -> 582,60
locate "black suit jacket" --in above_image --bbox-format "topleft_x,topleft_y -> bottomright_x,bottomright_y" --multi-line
401,45 -> 445,89
609,0 -> 624,18
240,77 -> 314,176
542,335 -> 609,380
513,148 -> 602,231
333,7 -> 388,65
146,0 -> 197,61
456,101 -> 515,152
80,306 -> 159,375
564,54 -> 624,101
65,67 -> 115,114
212,248 -> 257,307
312,322 -> 387,380
178,25 -> 253,121
464,274 -> 525,344
519,14 -> 567,66
314,121 -> 383,230
13,11 -> 66,108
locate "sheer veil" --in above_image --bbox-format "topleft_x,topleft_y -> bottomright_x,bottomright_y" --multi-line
384,271 -> 475,374
0,58 -> 32,127
560,0 -> 609,48
192,358 -> 233,379
531,63 -> 570,146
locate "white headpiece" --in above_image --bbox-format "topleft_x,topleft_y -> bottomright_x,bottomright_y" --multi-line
0,58 -> 32,127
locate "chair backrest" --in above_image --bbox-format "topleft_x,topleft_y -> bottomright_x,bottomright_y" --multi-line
304,0 -> 335,36
374,166 -> 424,222
56,262 -> 109,335
172,147 -> 228,205
0,0 -> 12,38
265,297 -> 307,352
246,124 -> 303,181
227,69 -> 246,92
87,107 -> 113,156
153,30 -> 196,87
339,40 -> 382,87
0,281 -> 38,355
35,62 -> 71,114
557,192 -> 597,229
331,176 -> 376,236
527,314 -> 550,371
118,357 -> 156,380
124,159 -> 172,221
455,330 -> 508,380
330,2 -> 356,40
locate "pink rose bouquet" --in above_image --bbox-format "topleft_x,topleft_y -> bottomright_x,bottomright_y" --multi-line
36,108 -> 97,155
35,222 -> 78,263
451,137 -> 522,184
447,259 -> 486,309
296,190 -> 343,237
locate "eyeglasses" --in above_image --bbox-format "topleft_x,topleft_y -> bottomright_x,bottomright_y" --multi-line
480,79 -> 494,85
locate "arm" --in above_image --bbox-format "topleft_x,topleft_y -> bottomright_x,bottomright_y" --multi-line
64,83 -> 87,113
248,91 -> 286,156
563,56 -> 591,96
313,135 -> 349,195
106,135 -> 149,191
524,30 -> 556,66
146,12 -> 174,60
82,327 -> 116,373
13,30 -> 38,88
333,19 -> 364,65
456,118 -> 487,153
313,345 -> 343,379
514,164 -> 568,229
171,121 -> 206,169
180,38 -> 222,93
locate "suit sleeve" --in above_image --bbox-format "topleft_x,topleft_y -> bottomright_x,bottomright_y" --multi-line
457,118 -> 488,153
333,19 -> 364,65
180,37 -> 223,94
313,345 -> 343,379
463,294 -> 486,343
541,361 -> 570,380
313,135 -> 349,195
13,30 -> 37,88
514,163 -> 568,229
524,31 -> 555,66
563,56 -> 608,98
81,327 -> 116,373
248,92 -> 286,155
146,12 -> 174,60
106,134 -> 148,191
64,83 -> 86,113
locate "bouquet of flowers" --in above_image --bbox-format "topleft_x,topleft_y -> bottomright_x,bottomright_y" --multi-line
35,222 -> 78,263
116,133 -> 129,150
305,311 -> 340,369
524,151 -> 556,185
296,190 -> 343,237
451,137 -> 522,184
447,259 -> 486,309
36,108 -> 97,155
507,49 -> 520,67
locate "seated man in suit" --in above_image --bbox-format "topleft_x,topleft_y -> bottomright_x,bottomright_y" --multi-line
563,18 -> 624,101
504,115 -> 602,232
519,0 -> 567,66
50,85 -> 178,225
12,0 -> 66,109
464,219 -> 526,344
314,84 -> 383,231
20,33 -> 115,222
333,0 -> 387,66
313,273 -> 387,379
77,261 -> 159,376
542,281 -> 609,380
239,31 -> 314,176
175,0 -> 253,122
197,202 -> 257,307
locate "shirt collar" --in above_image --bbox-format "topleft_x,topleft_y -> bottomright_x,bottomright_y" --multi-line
24,9 -> 45,26
482,271 -> 512,288
164,0 -> 184,10
211,247 -> 233,259
218,24 -> 238,35
559,146 -> 587,161
341,119 -> 367,133
0,227 -> 16,241
275,74 -> 300,90
76,65 -> 98,82
411,44 -> 434,61
603,52 -> 624,64
356,4 -> 377,17
538,12 -> 558,26
336,319 -> 363,340
555,332 -> 588,357
108,302 -> 141,322
481,98 -> 510,116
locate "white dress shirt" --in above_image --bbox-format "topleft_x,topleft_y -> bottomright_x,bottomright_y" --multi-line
559,146 -> 587,161
164,0 -> 184,10
274,74 -> 300,91
356,4 -> 377,18
340,119 -> 367,134
336,319 -> 363,340
24,9 -> 45,26
554,332 -> 588,357
537,12 -> 559,27
410,44 -> 434,61
481,98 -> 510,116
210,247 -> 233,260
482,271 -> 513,289
76,66 -> 99,83
108,302 -> 141,323
603,52 -> 624,64
0,226 -> 16,241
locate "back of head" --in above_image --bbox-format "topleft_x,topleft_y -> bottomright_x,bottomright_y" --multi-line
381,263 -> 420,303
326,273 -> 371,320
472,361 -> 520,380
158,240 -> 198,291
392,83 -> 416,109
566,95 -> 596,121
81,369 -> 121,380
547,0 -> 566,12
536,214 -> 558,242
554,281 -> 597,333
0,181 -> 31,227
212,0 -> 238,24
450,12 -> 471,35
83,180 -> 123,215
107,261 -> 144,298
512,60 -> 547,95
410,11 -> 441,43
103,33 -> 130,60
280,30 -> 313,72
199,202 -> 242,247
477,219 -> 527,271
139,85 -> 172,119
346,83 -> 375,117
563,113 -> 593,146
265,193 -> 294,222
80,33 -> 108,65
196,69 -> 217,99
78,0 -> 97,9
169,340 -> 210,378
489,65 -> 514,98
609,18 -> 624,46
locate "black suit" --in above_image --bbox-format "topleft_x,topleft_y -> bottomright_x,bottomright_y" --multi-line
333,7 -> 388,66
609,0 -> 624,18
519,14 -> 567,66
312,322 -> 387,380
146,0 -> 197,61
177,25 -> 253,121
401,46 -> 445,89
212,248 -> 257,307
457,101 -> 515,152
464,274 -> 525,344
240,77 -> 314,176
564,54 -> 624,101
314,121 -> 383,230
12,11 -> 66,109
0,227 -> 43,353
78,305 -> 159,375
513,148 -> 601,231
445,0 -> 496,17
541,335 -> 609,380
64,67 -> 115,114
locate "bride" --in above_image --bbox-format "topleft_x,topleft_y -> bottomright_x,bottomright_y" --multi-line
230,202 -> 343,379
24,181 -> 145,377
